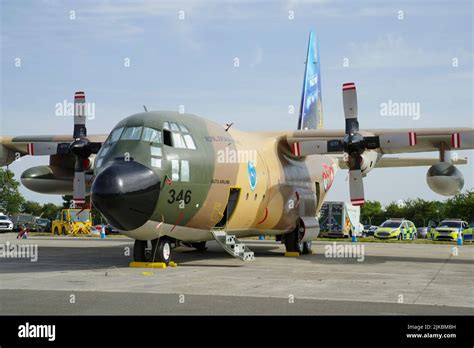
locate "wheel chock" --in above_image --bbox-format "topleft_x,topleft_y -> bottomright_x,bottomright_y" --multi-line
284,252 -> 300,257
129,261 -> 178,269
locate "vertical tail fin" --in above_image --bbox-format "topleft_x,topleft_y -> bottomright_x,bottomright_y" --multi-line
297,31 -> 323,130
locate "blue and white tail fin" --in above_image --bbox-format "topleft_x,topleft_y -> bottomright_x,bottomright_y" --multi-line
297,31 -> 323,130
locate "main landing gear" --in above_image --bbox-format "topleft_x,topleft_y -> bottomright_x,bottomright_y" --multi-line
134,237 -> 172,265
283,225 -> 312,255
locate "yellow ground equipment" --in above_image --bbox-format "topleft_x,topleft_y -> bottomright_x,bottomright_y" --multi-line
52,209 -> 92,235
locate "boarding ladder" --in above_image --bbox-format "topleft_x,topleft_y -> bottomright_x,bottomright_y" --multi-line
211,227 -> 255,261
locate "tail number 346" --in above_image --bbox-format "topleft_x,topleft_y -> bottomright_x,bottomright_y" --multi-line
168,189 -> 192,204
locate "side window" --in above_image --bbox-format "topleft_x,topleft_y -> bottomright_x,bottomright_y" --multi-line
171,160 -> 180,181
62,211 -> 67,221
179,124 -> 189,133
170,123 -> 180,132
151,158 -> 161,168
180,160 -> 190,182
172,133 -> 186,148
183,134 -> 196,149
162,122 -> 196,149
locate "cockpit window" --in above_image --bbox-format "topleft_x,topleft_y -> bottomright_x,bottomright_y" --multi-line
170,122 -> 180,132
162,121 -> 197,149
142,127 -> 162,143
179,125 -> 189,133
172,133 -> 186,148
183,134 -> 196,149
106,127 -> 124,145
121,126 -> 143,140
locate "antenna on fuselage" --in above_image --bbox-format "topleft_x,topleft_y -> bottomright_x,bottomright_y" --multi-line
225,123 -> 234,132
143,105 -> 148,112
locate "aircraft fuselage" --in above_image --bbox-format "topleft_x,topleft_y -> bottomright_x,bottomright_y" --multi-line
91,111 -> 337,242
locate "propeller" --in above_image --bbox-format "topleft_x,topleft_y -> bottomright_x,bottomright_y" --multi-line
69,91 -> 89,207
341,83 -> 366,206
290,82 -> 420,206
26,91 -> 101,207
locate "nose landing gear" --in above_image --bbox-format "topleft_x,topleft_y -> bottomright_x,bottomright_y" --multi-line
133,237 -> 172,265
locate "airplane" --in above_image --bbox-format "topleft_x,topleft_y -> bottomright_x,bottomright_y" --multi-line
1,31 -> 473,265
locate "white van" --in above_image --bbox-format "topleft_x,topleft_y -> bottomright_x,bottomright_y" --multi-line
0,213 -> 14,232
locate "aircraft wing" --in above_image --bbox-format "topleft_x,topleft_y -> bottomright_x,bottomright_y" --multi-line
281,127 -> 474,157
0,134 -> 108,166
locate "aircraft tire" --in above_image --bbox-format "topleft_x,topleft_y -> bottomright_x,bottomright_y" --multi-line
156,237 -> 171,265
133,240 -> 148,262
302,241 -> 312,254
284,229 -> 304,254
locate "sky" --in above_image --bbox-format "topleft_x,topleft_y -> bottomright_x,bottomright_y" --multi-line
1,0 -> 473,206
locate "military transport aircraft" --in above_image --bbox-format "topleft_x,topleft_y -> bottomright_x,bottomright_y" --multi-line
1,31 -> 473,264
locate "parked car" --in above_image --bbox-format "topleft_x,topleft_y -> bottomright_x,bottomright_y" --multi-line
417,221 -> 437,239
12,213 -> 38,232
429,219 -> 472,242
374,219 -> 417,240
35,218 -> 51,232
0,213 -> 14,232
362,225 -> 378,238
105,224 -> 120,235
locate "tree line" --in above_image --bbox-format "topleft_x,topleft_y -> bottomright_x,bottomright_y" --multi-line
360,190 -> 474,227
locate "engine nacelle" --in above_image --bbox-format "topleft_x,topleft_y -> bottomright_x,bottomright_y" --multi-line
426,162 -> 464,196
21,165 -> 92,195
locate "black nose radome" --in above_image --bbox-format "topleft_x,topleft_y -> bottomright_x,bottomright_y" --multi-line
91,160 -> 160,231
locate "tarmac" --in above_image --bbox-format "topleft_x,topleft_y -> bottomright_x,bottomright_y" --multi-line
0,233 -> 472,315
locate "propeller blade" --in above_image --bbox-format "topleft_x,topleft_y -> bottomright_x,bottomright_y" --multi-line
349,168 -> 365,206
73,91 -> 87,139
26,142 -> 70,156
342,83 -> 358,134
73,158 -> 86,207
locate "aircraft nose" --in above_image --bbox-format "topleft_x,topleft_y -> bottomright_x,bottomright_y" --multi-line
91,160 -> 161,231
